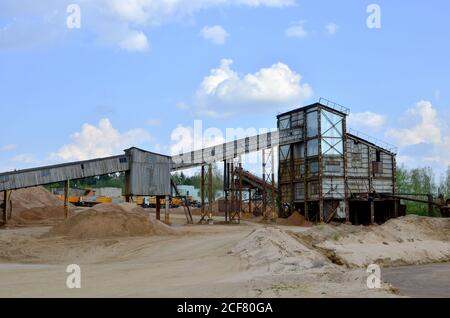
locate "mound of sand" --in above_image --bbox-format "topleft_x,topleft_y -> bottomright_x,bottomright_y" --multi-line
295,215 -> 450,268
46,203 -> 178,239
7,186 -> 68,225
232,227 -> 330,275
277,212 -> 312,227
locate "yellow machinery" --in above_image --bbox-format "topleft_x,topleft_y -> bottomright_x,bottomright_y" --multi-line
148,196 -> 166,207
138,196 -> 183,208
57,195 -> 113,206
171,197 -> 183,207
58,192 -> 185,209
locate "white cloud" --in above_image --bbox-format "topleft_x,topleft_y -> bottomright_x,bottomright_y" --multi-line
348,111 -> 386,129
396,155 -> 414,165
170,124 -> 225,157
383,100 -> 450,173
52,118 -> 151,161
386,100 -> 441,147
194,59 -> 313,117
201,25 -> 229,45
0,0 -> 295,51
412,135 -> 450,170
119,31 -> 150,51
285,21 -> 308,38
107,0 -> 295,25
0,144 -> 16,152
325,22 -> 338,35
433,136 -> 450,167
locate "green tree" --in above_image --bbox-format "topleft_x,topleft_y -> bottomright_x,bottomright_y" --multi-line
445,166 -> 450,197
396,166 -> 438,216
172,164 -> 224,200
396,165 -> 411,194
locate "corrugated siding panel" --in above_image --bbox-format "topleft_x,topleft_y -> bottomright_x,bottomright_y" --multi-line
323,156 -> 344,177
0,156 -> 129,191
280,184 -> 293,203
125,148 -> 171,196
294,182 -> 304,201
171,131 -> 280,170
347,139 -> 370,178
322,177 -> 346,199
373,179 -> 394,193
348,179 -> 370,194
279,128 -> 303,146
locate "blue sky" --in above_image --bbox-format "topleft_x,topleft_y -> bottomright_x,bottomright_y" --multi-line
0,0 -> 449,177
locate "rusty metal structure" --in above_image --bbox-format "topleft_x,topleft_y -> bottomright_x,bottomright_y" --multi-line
0,147 -> 172,224
0,99 -> 414,226
261,148 -> 277,221
220,155 -> 280,223
380,193 -> 450,218
172,131 -> 280,224
277,99 -> 399,224
199,163 -> 214,224
223,157 -> 241,223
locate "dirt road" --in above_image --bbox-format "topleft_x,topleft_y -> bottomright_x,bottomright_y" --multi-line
0,220 -> 391,298
0,212 -> 448,298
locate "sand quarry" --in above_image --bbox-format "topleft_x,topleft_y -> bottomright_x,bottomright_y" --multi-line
0,186 -> 449,298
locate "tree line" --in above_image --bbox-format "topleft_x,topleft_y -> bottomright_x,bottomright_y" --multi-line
172,165 -> 224,199
396,165 -> 450,215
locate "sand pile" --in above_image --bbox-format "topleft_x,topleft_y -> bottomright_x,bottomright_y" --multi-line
232,227 -> 330,275
296,215 -> 450,268
46,203 -> 178,239
277,212 -> 312,227
7,186 -> 68,225
11,186 -> 63,210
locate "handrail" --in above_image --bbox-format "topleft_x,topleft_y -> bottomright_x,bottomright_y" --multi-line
318,97 -> 350,115
348,128 -> 398,153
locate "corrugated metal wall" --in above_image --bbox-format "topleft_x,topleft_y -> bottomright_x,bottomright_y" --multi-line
0,155 -> 129,191
171,131 -> 280,171
125,148 -> 171,196
346,137 -> 395,195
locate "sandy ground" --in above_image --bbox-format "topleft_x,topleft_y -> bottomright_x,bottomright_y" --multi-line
0,206 -> 449,298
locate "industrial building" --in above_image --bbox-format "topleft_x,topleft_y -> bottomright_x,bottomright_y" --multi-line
277,100 -> 399,224
1,99 -> 404,225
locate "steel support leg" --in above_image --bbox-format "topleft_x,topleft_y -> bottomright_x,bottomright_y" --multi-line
224,160 -> 228,222
64,179 -> 70,219
156,196 -> 161,221
428,194 -> 434,217
394,199 -> 399,218
2,191 -> 7,224
208,163 -> 213,223
319,200 -> 324,223
200,165 -> 205,222
248,189 -> 252,215
165,195 -> 170,224
370,198 -> 375,225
